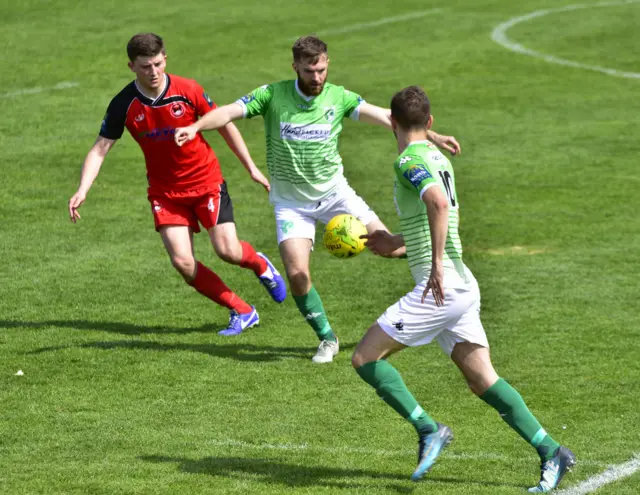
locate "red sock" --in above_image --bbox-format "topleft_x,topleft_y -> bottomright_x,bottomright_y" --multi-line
239,241 -> 267,276
189,262 -> 253,314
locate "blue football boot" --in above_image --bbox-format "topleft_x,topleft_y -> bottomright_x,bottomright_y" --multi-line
256,253 -> 287,303
528,446 -> 576,493
218,307 -> 259,336
411,423 -> 454,481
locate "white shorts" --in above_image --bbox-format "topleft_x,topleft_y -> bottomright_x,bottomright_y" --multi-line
377,278 -> 489,356
274,182 -> 378,244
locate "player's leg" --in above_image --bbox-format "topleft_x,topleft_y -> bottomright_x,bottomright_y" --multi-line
209,223 -> 286,303
279,236 -> 339,362
153,194 -> 257,336
446,283 -> 574,492
275,203 -> 339,362
198,182 -> 286,303
208,222 -> 243,264
159,224 -> 251,311
159,224 -> 197,281
354,286 -> 456,482
450,343 -> 575,493
278,237 -> 313,296
352,323 -> 439,434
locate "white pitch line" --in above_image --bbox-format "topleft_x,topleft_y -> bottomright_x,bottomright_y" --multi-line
556,454 -> 640,495
0,81 -> 79,99
207,438 -> 606,467
290,9 -> 442,40
491,1 -> 640,79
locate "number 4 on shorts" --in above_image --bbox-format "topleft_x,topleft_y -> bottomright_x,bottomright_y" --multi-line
207,197 -> 215,212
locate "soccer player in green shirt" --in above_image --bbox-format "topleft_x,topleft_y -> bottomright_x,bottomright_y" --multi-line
354,86 -> 575,491
174,36 -> 460,363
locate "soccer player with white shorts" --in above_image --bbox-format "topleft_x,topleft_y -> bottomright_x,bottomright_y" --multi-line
353,86 -> 575,491
175,36 -> 461,362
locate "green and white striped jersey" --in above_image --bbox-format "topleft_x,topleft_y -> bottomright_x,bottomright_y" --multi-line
236,80 -> 364,204
394,141 -> 473,287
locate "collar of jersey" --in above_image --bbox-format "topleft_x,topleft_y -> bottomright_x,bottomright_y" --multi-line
135,74 -> 170,106
407,140 -> 430,147
294,79 -> 316,102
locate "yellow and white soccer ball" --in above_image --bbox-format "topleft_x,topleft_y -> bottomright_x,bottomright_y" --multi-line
323,214 -> 367,258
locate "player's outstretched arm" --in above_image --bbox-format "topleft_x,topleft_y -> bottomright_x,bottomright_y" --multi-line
174,103 -> 244,147
218,123 -> 270,192
357,104 -> 461,155
422,186 -> 449,306
68,136 -> 115,223
426,130 -> 461,156
357,103 -> 393,128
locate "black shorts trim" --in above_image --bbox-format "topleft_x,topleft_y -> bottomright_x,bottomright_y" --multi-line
217,181 -> 235,225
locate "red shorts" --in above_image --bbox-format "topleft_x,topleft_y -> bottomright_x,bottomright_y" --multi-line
148,182 -> 234,233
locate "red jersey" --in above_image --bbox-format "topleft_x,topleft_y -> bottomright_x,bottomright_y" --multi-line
99,74 -> 222,195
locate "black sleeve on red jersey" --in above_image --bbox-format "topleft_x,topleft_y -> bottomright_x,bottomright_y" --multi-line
189,80 -> 216,117
99,82 -> 137,140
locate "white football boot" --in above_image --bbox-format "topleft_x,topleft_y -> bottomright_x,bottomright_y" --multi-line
311,338 -> 339,363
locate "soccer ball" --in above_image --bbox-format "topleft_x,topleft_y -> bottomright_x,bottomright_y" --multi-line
323,214 -> 367,258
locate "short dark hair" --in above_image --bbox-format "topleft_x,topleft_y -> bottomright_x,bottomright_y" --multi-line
292,36 -> 327,63
126,33 -> 165,62
390,86 -> 431,130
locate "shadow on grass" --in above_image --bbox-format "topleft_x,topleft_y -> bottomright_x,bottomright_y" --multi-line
0,319 -> 226,335
140,455 -> 413,492
28,339 -> 356,362
140,455 -> 525,491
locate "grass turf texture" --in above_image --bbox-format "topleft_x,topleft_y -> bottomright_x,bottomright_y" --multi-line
1,0 -> 639,493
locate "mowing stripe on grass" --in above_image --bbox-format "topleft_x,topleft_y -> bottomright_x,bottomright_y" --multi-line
0,81 -> 80,99
289,9 -> 442,40
207,438 -> 607,467
556,454 -> 640,494
491,1 -> 640,79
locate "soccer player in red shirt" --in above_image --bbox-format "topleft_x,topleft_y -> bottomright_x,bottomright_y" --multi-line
68,33 -> 286,335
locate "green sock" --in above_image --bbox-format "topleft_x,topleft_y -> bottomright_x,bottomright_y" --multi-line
293,285 -> 337,342
356,360 -> 437,435
481,378 -> 560,461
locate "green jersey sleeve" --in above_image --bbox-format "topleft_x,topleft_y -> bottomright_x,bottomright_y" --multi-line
394,155 -> 438,196
236,84 -> 274,118
343,88 -> 365,120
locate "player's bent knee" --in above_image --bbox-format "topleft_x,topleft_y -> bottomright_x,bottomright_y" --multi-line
351,351 -> 364,369
465,379 -> 484,397
352,346 -> 377,369
465,373 -> 497,396
287,270 -> 310,293
213,238 -> 242,264
170,255 -> 196,279
215,245 -> 241,264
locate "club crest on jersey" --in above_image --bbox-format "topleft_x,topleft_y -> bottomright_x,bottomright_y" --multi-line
135,113 -> 145,122
170,102 -> 185,118
403,164 -> 432,188
324,106 -> 336,122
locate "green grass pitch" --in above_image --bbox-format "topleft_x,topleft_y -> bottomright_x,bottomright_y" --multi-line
1,0 -> 639,493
